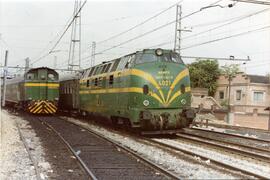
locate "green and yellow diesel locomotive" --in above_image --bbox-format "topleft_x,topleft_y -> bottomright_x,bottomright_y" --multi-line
4,67 -> 59,114
77,48 -> 195,133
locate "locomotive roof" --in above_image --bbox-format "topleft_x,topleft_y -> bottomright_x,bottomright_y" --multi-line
82,48 -> 174,71
25,67 -> 57,74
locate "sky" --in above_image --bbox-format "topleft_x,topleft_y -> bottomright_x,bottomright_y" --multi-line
0,0 -> 270,75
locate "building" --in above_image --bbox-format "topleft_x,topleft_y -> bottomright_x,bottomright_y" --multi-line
215,73 -> 270,129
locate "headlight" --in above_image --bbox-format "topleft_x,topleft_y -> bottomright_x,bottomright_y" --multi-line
155,48 -> 163,56
143,100 -> 149,106
54,98 -> 59,101
28,97 -> 32,100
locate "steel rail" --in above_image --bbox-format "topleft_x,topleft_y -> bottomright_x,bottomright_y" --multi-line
60,117 -> 180,180
195,122 -> 270,134
15,121 -> 42,180
179,130 -> 270,154
146,138 -> 269,179
38,118 -> 97,180
189,127 -> 270,143
176,133 -> 270,163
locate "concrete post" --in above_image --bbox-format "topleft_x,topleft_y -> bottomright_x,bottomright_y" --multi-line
2,50 -> 8,107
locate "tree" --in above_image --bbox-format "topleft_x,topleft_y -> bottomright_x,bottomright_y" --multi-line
187,59 -> 220,96
220,64 -> 240,112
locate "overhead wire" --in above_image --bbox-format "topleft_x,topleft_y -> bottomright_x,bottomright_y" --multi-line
182,8 -> 270,40
181,25 -> 270,50
79,0 -> 225,65
147,7 -> 269,49
31,0 -> 87,65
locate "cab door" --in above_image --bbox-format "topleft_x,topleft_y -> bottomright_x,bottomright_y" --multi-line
38,69 -> 48,100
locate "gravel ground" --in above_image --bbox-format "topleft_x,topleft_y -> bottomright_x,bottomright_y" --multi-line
154,138 -> 270,178
0,109 -> 51,179
65,116 -> 242,179
21,113 -> 88,179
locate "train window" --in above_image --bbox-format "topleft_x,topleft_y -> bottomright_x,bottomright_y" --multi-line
26,73 -> 35,80
93,67 -> 99,75
86,80 -> 90,87
135,53 -> 157,64
48,73 -> 55,80
110,59 -> 120,72
88,67 -> 95,77
105,63 -> 112,72
117,56 -> 129,70
169,53 -> 184,63
41,75 -> 46,80
94,78 -> 98,86
109,75 -> 114,85
101,65 -> 107,74
125,55 -> 135,68
83,69 -> 89,78
94,66 -> 103,75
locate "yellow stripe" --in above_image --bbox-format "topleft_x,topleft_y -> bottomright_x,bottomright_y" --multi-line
37,108 -> 43,114
80,87 -> 142,94
47,103 -> 56,112
48,102 -> 56,109
44,103 -> 54,113
29,101 -> 43,111
45,106 -> 52,113
167,87 -> 191,105
166,69 -> 189,103
130,69 -> 165,103
33,104 -> 43,113
80,87 -> 164,104
24,83 -> 59,88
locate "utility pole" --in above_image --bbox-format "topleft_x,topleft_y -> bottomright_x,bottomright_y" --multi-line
25,57 -> 30,73
2,50 -> 8,107
174,5 -> 182,55
91,41 -> 96,67
174,5 -> 192,56
68,0 -> 82,70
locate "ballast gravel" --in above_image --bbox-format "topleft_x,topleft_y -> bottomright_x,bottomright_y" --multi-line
65,117 -> 241,179
154,138 -> 270,178
0,110 -> 52,179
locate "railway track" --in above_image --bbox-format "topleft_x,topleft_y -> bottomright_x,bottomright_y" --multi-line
189,127 -> 270,144
146,138 -> 270,179
37,116 -> 179,180
197,122 -> 270,134
62,116 -> 266,179
176,132 -> 270,163
182,128 -> 270,153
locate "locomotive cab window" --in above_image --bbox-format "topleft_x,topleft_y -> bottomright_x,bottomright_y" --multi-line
135,53 -> 157,64
26,73 -> 35,80
48,73 -> 55,80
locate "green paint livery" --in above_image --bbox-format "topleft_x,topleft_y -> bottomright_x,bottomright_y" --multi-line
78,49 -> 195,132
